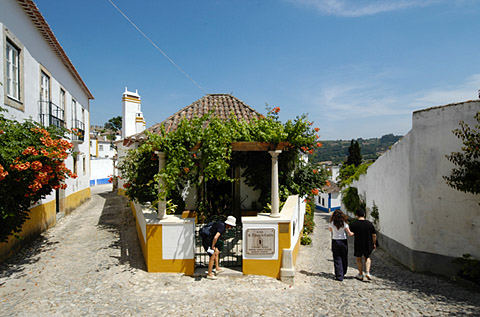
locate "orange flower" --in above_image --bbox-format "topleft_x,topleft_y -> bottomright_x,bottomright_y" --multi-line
311,188 -> 319,195
31,161 -> 43,171
316,142 -> 323,148
314,127 -> 320,132
326,180 -> 331,187
271,107 -> 280,113
312,169 -> 318,174
183,167 -> 190,173
0,164 -> 8,181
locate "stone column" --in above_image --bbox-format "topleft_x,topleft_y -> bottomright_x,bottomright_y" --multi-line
155,151 -> 167,219
269,150 -> 282,218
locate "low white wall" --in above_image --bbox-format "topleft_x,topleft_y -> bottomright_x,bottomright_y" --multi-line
352,101 -> 480,273
90,158 -> 114,185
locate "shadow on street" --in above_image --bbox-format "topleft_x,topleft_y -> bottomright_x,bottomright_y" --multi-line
97,190 -> 146,271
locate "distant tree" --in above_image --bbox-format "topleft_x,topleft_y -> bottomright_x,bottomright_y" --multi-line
443,112 -> 480,196
345,140 -> 362,167
380,133 -> 399,144
104,116 -> 122,141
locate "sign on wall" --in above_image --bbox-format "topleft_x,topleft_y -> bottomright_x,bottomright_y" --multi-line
245,228 -> 275,255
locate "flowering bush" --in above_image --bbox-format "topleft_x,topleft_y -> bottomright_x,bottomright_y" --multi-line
0,112 -> 76,243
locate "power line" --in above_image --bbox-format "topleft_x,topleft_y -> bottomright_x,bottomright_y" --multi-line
107,0 -> 207,95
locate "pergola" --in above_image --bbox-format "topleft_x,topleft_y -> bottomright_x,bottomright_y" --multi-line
155,141 -> 291,220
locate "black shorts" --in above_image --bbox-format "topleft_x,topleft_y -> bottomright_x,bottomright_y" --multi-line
202,236 -> 224,255
354,249 -> 373,258
202,236 -> 213,254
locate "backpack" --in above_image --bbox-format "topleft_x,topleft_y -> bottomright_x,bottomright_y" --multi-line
199,221 -> 216,238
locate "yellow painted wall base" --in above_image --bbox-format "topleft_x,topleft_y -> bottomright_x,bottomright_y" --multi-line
0,187 -> 91,262
243,259 -> 282,279
132,204 -> 195,275
65,187 -> 91,214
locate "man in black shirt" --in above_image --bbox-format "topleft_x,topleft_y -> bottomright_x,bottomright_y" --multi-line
350,208 -> 377,281
202,216 -> 236,280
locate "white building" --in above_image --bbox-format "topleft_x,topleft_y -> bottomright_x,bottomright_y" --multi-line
89,132 -> 120,186
122,88 -> 145,139
315,164 -> 342,213
90,133 -> 118,159
0,0 -> 93,259
350,100 -> 480,277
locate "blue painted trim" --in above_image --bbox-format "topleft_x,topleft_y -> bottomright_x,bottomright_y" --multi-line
328,193 -> 331,210
315,205 -> 329,213
89,180 -> 95,186
96,178 -> 110,185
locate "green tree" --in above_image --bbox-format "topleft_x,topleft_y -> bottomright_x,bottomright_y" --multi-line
443,112 -> 480,195
345,140 -> 362,167
104,116 -> 122,141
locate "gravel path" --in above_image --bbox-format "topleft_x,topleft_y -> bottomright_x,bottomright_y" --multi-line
1,184 -> 479,316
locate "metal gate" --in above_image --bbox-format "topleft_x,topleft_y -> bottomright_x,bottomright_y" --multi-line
195,224 -> 243,268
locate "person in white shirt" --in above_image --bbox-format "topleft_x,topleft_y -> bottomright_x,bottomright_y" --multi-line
328,210 -> 354,281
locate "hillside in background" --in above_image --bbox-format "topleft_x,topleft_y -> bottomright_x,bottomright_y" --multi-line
313,134 -> 402,165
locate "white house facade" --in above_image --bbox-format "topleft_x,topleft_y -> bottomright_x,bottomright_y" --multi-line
1,0 -> 93,259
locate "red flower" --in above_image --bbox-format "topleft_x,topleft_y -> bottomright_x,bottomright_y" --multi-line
311,188 -> 319,195
312,169 -> 318,174
316,142 -> 323,148
314,127 -> 320,132
123,183 -> 131,188
271,107 -> 280,113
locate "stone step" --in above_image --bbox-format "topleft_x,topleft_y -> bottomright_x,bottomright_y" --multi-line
193,267 -> 243,278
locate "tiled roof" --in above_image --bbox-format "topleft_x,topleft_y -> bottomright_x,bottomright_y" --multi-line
145,94 -> 261,135
16,0 -> 94,100
323,182 -> 340,194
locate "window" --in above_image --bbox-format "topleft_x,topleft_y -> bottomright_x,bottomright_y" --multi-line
39,72 -> 50,126
4,31 -> 24,110
60,89 -> 66,109
83,157 -> 86,176
6,41 -> 20,100
71,99 -> 77,125
99,145 -> 104,151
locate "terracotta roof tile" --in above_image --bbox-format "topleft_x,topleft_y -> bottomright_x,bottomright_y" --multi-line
144,94 -> 261,136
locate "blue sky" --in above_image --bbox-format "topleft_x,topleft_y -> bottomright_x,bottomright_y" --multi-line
34,0 -> 480,140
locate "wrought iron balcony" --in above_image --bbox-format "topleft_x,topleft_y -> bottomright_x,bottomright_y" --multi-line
38,100 -> 65,129
71,119 -> 85,143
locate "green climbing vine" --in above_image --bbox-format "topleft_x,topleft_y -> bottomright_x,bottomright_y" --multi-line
118,106 -> 327,219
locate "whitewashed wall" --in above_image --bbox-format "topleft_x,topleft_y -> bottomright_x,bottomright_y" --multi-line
90,158 -> 114,185
0,0 -> 91,204
352,101 -> 480,274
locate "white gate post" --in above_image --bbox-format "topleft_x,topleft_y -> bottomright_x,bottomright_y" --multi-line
269,150 -> 282,218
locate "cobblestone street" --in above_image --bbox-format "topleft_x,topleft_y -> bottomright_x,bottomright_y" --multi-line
1,184 -> 479,316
